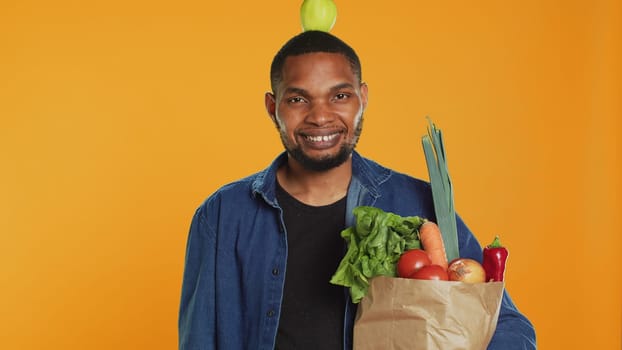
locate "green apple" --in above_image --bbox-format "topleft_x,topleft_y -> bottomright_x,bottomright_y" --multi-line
300,0 -> 337,32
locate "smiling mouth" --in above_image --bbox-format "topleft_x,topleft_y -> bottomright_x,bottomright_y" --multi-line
299,130 -> 343,150
304,133 -> 340,142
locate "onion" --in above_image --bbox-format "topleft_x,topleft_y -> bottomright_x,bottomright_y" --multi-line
447,258 -> 486,283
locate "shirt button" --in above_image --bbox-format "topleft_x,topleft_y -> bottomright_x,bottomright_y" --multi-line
272,268 -> 279,276
267,309 -> 275,317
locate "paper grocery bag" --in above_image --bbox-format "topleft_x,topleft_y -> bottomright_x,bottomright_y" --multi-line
353,276 -> 504,350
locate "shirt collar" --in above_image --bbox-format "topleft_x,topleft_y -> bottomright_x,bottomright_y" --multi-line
251,150 -> 391,205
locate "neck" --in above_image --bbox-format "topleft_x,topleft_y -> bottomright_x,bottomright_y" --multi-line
277,155 -> 352,206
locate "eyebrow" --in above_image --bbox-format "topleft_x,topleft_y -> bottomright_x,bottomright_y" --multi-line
330,83 -> 356,91
283,83 -> 356,96
283,87 -> 308,96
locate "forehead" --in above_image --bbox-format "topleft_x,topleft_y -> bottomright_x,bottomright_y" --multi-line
280,52 -> 357,87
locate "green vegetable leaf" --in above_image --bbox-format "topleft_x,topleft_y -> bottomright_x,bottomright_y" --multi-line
330,206 -> 425,303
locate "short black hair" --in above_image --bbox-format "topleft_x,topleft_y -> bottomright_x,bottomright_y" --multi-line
270,30 -> 362,93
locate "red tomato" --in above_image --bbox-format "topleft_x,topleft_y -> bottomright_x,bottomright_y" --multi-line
410,264 -> 449,281
397,249 -> 431,277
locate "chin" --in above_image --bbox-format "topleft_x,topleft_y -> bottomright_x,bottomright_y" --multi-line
290,147 -> 352,172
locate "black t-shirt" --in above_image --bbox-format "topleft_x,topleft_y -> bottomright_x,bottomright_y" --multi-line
274,183 -> 347,350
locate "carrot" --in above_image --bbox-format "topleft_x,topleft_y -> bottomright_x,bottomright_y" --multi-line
419,220 -> 448,270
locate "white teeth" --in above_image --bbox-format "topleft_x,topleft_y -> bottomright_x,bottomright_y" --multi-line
306,133 -> 338,142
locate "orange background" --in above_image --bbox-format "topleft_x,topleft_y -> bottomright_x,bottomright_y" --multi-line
1,0 -> 620,349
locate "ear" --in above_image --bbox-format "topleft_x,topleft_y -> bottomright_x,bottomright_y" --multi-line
360,82 -> 369,110
265,92 -> 277,124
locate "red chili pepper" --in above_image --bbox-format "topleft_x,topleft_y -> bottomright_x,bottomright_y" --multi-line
482,235 -> 508,282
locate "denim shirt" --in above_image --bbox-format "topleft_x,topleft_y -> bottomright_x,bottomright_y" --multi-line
179,151 -> 536,350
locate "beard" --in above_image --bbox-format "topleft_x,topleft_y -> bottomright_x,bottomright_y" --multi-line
279,116 -> 364,172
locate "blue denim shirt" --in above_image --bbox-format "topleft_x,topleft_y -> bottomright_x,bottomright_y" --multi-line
179,151 -> 536,350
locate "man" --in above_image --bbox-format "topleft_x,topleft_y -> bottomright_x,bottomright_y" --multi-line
178,30 -> 536,350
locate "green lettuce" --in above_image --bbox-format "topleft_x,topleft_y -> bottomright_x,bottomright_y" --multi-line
329,206 -> 424,303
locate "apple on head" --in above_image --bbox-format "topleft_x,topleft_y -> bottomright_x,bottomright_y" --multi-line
300,0 -> 337,32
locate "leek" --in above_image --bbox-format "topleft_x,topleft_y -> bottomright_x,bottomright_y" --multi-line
421,118 -> 460,261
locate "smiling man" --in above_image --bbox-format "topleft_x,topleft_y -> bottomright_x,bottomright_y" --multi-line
178,31 -> 536,350
264,50 -> 367,206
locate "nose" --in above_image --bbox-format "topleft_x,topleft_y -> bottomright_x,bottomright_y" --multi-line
306,100 -> 334,125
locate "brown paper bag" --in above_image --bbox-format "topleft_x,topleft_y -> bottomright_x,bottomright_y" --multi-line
353,276 -> 504,350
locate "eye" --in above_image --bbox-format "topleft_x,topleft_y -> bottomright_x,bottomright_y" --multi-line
287,96 -> 306,104
334,93 -> 350,101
